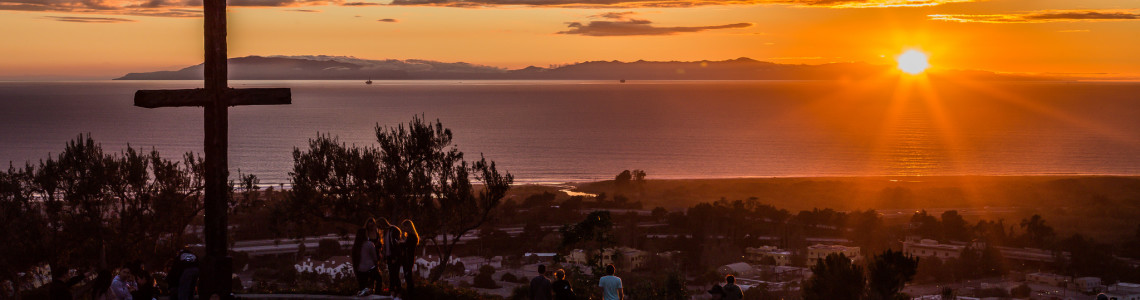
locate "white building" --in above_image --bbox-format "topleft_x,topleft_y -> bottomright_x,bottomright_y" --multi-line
1075,277 -> 1103,293
1105,282 -> 1140,300
1026,272 -> 1070,287
567,247 -> 650,270
903,239 -> 964,260
808,244 -> 861,263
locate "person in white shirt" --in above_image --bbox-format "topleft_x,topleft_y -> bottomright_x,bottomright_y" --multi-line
598,264 -> 623,300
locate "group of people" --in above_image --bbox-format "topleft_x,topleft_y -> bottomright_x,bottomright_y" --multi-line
351,218 -> 420,299
707,274 -> 744,300
527,264 -> 626,300
49,260 -> 164,300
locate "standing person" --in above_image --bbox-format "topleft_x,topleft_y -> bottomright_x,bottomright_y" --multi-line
176,251 -> 199,300
109,267 -> 136,300
91,270 -> 115,300
552,269 -> 576,300
379,218 -> 403,297
352,227 -> 381,296
399,219 -> 420,299
49,265 -> 84,300
598,264 -> 623,300
528,264 -> 552,300
722,275 -> 743,300
167,249 -> 192,300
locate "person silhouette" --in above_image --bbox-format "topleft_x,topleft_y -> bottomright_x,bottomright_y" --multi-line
399,219 -> 420,299
529,264 -> 552,300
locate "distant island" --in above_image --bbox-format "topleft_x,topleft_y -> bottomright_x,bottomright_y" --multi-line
115,55 -> 1052,81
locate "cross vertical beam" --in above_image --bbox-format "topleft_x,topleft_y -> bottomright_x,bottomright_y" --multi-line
201,0 -> 230,296
132,0 -> 289,296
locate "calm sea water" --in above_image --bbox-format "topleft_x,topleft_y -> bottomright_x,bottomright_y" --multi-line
1,80 -> 1139,185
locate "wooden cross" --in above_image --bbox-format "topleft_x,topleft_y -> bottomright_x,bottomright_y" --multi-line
133,0 -> 290,296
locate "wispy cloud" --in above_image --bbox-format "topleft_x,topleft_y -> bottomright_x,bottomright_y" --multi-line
378,18 -> 398,22
1,0 -> 977,18
388,0 -> 975,8
592,11 -> 637,19
45,15 -> 137,22
558,14 -> 751,36
0,0 -> 333,17
929,9 -> 1140,23
286,8 -> 321,11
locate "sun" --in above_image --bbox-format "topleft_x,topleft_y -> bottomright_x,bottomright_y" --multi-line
897,50 -> 930,75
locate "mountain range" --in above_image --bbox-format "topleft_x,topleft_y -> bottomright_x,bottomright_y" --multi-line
115,55 -> 1050,81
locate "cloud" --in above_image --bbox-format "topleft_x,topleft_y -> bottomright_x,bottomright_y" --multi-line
286,8 -> 320,11
1,0 -> 975,18
387,0 -> 974,8
45,15 -> 137,22
558,16 -> 752,36
592,11 -> 636,19
377,18 -> 398,22
929,9 -> 1140,23
0,0 -> 335,17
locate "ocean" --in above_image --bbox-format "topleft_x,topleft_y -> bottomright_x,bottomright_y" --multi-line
2,79 -> 1139,185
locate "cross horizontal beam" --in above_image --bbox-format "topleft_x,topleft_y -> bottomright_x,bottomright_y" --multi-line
134,88 -> 291,108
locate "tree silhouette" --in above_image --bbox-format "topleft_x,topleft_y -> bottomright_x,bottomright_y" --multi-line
1019,214 -> 1055,248
803,253 -> 864,300
0,134 -> 254,279
866,250 -> 919,300
283,116 -> 513,281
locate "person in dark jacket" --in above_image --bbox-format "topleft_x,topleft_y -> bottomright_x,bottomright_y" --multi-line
399,219 -> 420,299
529,264 -> 552,300
49,265 -> 84,300
379,218 -> 403,296
167,250 -> 189,300
176,251 -> 199,300
129,261 -> 156,300
551,269 -> 575,300
722,275 -> 743,300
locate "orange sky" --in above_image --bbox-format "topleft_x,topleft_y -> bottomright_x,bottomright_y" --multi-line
0,0 -> 1137,79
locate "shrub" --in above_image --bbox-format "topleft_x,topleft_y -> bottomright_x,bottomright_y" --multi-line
474,265 -> 500,289
501,272 -> 518,283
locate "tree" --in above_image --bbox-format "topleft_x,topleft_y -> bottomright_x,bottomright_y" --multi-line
803,253 -> 864,300
1019,214 -> 1055,248
940,210 -> 969,242
284,116 -> 513,281
632,169 -> 647,196
0,163 -> 49,298
866,250 -> 919,300
909,210 -> 941,241
559,210 -> 615,280
615,170 -> 632,188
